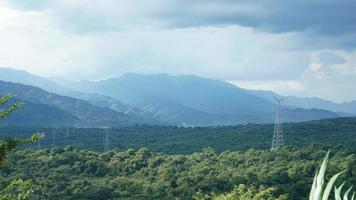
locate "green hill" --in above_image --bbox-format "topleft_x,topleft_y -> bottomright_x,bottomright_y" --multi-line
1,117 -> 355,154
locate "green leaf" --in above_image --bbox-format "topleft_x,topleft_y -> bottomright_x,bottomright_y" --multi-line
344,186 -> 353,200
335,183 -> 345,200
322,171 -> 344,200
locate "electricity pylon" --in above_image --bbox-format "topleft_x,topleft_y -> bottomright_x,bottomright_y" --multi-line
104,127 -> 110,151
66,127 -> 70,137
271,96 -> 285,149
52,128 -> 56,148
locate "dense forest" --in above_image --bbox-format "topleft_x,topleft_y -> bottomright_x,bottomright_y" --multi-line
1,95 -> 356,199
0,117 -> 355,154
0,145 -> 355,199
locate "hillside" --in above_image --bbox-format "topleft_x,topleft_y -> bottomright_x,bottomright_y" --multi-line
65,92 -> 168,125
0,81 -> 135,127
0,68 -> 169,125
2,99 -> 80,126
0,67 -> 68,94
2,117 -> 355,154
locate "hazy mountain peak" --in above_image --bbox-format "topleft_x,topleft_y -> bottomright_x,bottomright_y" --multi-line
0,67 -> 70,94
0,67 -> 44,82
0,68 -> 349,125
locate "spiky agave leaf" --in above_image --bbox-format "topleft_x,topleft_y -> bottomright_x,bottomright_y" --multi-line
322,171 -> 344,200
310,172 -> 319,200
310,151 -> 330,200
351,192 -> 355,200
343,187 -> 353,200
335,183 -> 345,200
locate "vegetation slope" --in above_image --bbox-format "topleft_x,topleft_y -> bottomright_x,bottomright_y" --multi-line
0,145 -> 355,200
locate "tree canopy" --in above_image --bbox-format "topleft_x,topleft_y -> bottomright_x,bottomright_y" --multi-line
1,145 -> 355,200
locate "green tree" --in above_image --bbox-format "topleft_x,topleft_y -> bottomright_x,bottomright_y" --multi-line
0,94 -> 43,200
0,179 -> 33,200
194,184 -> 288,200
0,95 -> 43,164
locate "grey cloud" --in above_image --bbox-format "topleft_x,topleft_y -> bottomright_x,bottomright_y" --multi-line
7,0 -> 356,36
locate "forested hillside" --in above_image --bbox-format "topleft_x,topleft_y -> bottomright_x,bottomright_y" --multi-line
0,145 -> 354,200
0,81 -> 135,127
1,117 -> 355,154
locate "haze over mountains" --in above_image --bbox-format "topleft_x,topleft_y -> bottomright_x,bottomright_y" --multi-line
1,67 -> 353,127
0,80 -> 135,127
247,90 -> 356,116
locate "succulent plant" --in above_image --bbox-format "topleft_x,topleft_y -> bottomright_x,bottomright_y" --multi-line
309,151 -> 354,200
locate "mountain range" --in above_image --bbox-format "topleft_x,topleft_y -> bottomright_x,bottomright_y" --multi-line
1,67 -> 353,127
247,89 -> 356,116
0,80 -> 135,127
51,73 -> 339,125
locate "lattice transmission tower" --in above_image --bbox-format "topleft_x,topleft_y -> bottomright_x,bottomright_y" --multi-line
104,127 -> 110,151
52,128 -> 56,148
271,96 -> 285,149
65,127 -> 70,145
66,127 -> 70,137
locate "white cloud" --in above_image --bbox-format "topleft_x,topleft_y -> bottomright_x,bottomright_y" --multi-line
305,50 -> 356,80
0,1 -> 355,102
0,8 -> 309,81
228,80 -> 304,95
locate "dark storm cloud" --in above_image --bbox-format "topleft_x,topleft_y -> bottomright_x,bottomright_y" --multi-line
165,0 -> 356,37
6,0 -> 356,37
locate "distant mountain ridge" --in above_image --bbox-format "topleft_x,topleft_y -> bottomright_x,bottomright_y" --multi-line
0,67 -> 346,126
2,98 -> 81,126
65,91 -> 167,125
52,73 -> 339,125
0,80 -> 135,127
247,89 -> 356,116
0,67 -> 69,94
0,67 -> 163,125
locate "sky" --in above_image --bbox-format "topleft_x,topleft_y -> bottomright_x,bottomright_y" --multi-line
0,0 -> 355,102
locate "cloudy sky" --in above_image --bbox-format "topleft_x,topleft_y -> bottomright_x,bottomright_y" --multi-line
0,0 -> 355,102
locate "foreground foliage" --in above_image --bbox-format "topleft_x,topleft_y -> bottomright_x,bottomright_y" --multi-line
0,95 -> 43,200
0,95 -> 43,164
0,145 -> 355,200
309,151 -> 355,200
